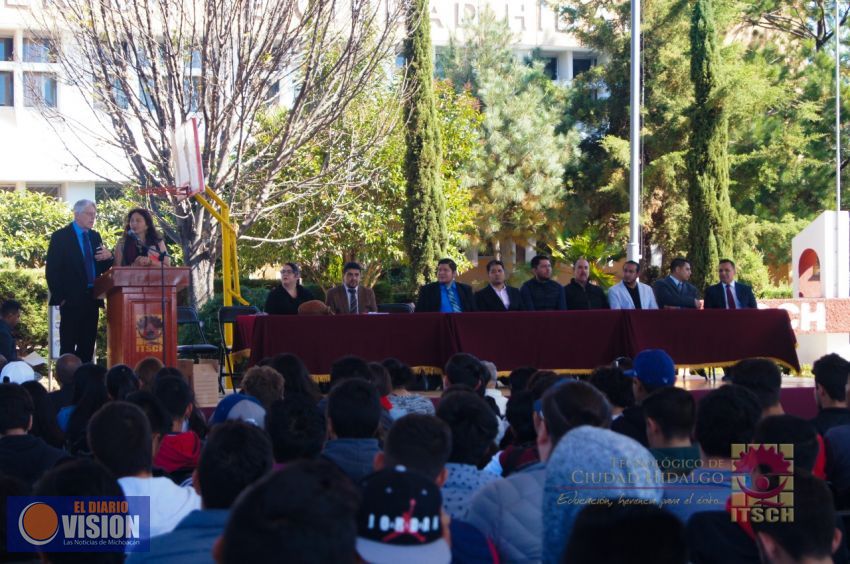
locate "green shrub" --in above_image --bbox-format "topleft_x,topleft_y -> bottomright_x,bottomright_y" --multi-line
758,284 -> 792,300
0,267 -> 49,356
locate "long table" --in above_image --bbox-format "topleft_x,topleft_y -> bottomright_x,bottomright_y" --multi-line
236,309 -> 800,375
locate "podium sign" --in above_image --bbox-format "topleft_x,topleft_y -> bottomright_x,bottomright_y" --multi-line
94,267 -> 190,368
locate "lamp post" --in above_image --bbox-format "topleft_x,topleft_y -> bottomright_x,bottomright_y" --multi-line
627,0 -> 641,262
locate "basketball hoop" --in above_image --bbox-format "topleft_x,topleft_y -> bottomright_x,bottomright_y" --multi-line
142,117 -> 205,200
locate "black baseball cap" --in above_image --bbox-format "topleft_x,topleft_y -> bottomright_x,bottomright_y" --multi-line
356,466 -> 450,564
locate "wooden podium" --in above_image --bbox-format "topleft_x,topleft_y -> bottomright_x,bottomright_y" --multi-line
94,267 -> 190,368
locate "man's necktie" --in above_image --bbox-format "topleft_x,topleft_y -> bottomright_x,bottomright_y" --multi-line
82,231 -> 95,285
725,284 -> 737,310
348,287 -> 358,313
677,281 -> 683,294
447,286 -> 462,312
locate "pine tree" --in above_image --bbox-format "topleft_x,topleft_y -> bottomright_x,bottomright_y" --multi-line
686,0 -> 734,291
403,0 -> 447,288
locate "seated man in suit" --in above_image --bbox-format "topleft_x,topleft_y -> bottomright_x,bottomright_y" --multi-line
652,257 -> 699,309
703,259 -> 757,309
520,255 -> 566,311
608,260 -> 658,310
415,258 -> 476,313
564,258 -> 609,310
325,261 -> 377,314
474,259 -> 524,312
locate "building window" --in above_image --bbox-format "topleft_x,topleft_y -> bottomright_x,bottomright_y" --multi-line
27,184 -> 61,198
24,72 -> 57,107
0,72 -> 12,106
573,57 -> 595,77
183,76 -> 201,112
22,37 -> 55,63
0,37 -> 12,61
95,182 -> 123,201
541,56 -> 558,81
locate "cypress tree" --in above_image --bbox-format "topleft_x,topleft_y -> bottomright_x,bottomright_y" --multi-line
686,0 -> 733,292
403,0 -> 447,288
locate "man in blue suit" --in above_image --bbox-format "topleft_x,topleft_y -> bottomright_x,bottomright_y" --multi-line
652,257 -> 699,309
703,259 -> 757,309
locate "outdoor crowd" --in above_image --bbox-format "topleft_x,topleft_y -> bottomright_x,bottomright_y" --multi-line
1,346 -> 850,563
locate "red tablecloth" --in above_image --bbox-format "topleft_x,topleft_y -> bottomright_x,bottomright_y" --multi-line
237,309 -> 799,374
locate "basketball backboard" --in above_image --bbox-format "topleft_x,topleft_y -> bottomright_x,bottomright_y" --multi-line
170,116 -> 205,199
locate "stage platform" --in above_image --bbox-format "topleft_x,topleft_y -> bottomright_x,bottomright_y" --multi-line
678,373 -> 816,419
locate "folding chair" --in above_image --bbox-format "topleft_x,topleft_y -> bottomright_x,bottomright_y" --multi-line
217,305 -> 259,392
176,306 -> 219,362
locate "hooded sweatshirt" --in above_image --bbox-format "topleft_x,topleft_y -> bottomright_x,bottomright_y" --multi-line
154,431 -> 202,474
321,438 -> 381,483
119,476 -> 201,538
0,434 -> 66,486
542,426 -> 663,564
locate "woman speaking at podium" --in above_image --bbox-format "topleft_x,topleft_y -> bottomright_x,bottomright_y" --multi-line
113,208 -> 171,267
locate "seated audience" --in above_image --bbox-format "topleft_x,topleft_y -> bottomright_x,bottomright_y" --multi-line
134,356 -> 164,392
612,348 -> 676,446
241,365 -> 285,409
383,357 -> 435,419
57,363 -> 106,434
520,255 -> 566,311
356,467 -> 451,564
373,413 -> 497,563
495,390 -> 539,477
260,353 -> 321,402
88,401 -> 201,537
663,385 -> 762,523
589,365 -> 635,421
106,364 -> 140,400
209,393 -> 266,428
469,380 -> 612,563
153,376 -> 202,478
729,358 -> 784,417
482,360 -> 508,417
0,474 -> 30,563
21,380 -> 64,449
0,383 -> 65,486
543,423 -> 662,563
47,353 -> 81,414
415,258 -> 476,313
750,472 -> 843,564
64,363 -> 109,455
215,460 -> 360,563
474,259 -> 524,312
563,503 -> 687,564
266,396 -> 326,469
322,378 -> 382,482
443,353 -> 489,397
642,387 -> 700,479
33,459 -> 126,564
125,391 -> 173,460
686,415 -> 844,564
563,258 -> 609,310
811,353 -> 850,435
507,365 -> 537,392
129,421 -> 273,563
436,390 -> 499,519
264,263 -> 315,315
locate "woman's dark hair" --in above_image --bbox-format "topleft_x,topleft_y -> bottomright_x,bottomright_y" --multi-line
65,364 -> 109,455
106,364 -> 140,401
21,380 -> 64,448
436,390 -> 498,466
367,362 -> 392,396
382,357 -> 415,390
124,208 -> 162,245
503,390 -> 537,446
262,353 -> 321,402
541,380 -> 612,448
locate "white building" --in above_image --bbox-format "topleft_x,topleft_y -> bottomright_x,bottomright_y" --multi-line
0,0 -> 591,206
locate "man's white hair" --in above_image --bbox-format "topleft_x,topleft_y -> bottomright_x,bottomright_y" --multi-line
72,199 -> 96,214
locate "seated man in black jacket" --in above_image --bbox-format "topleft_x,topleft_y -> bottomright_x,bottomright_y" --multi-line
415,258 -> 476,313
0,383 -> 66,486
475,260 -> 524,312
564,258 -> 609,310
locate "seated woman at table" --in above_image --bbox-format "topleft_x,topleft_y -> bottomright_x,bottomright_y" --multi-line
264,262 -> 315,315
113,208 -> 170,267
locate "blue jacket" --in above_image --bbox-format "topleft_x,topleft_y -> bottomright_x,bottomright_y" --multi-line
126,509 -> 228,564
322,438 -> 381,483
0,319 -> 16,361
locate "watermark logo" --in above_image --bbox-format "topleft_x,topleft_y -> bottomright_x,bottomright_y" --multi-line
730,443 -> 794,523
7,497 -> 150,552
